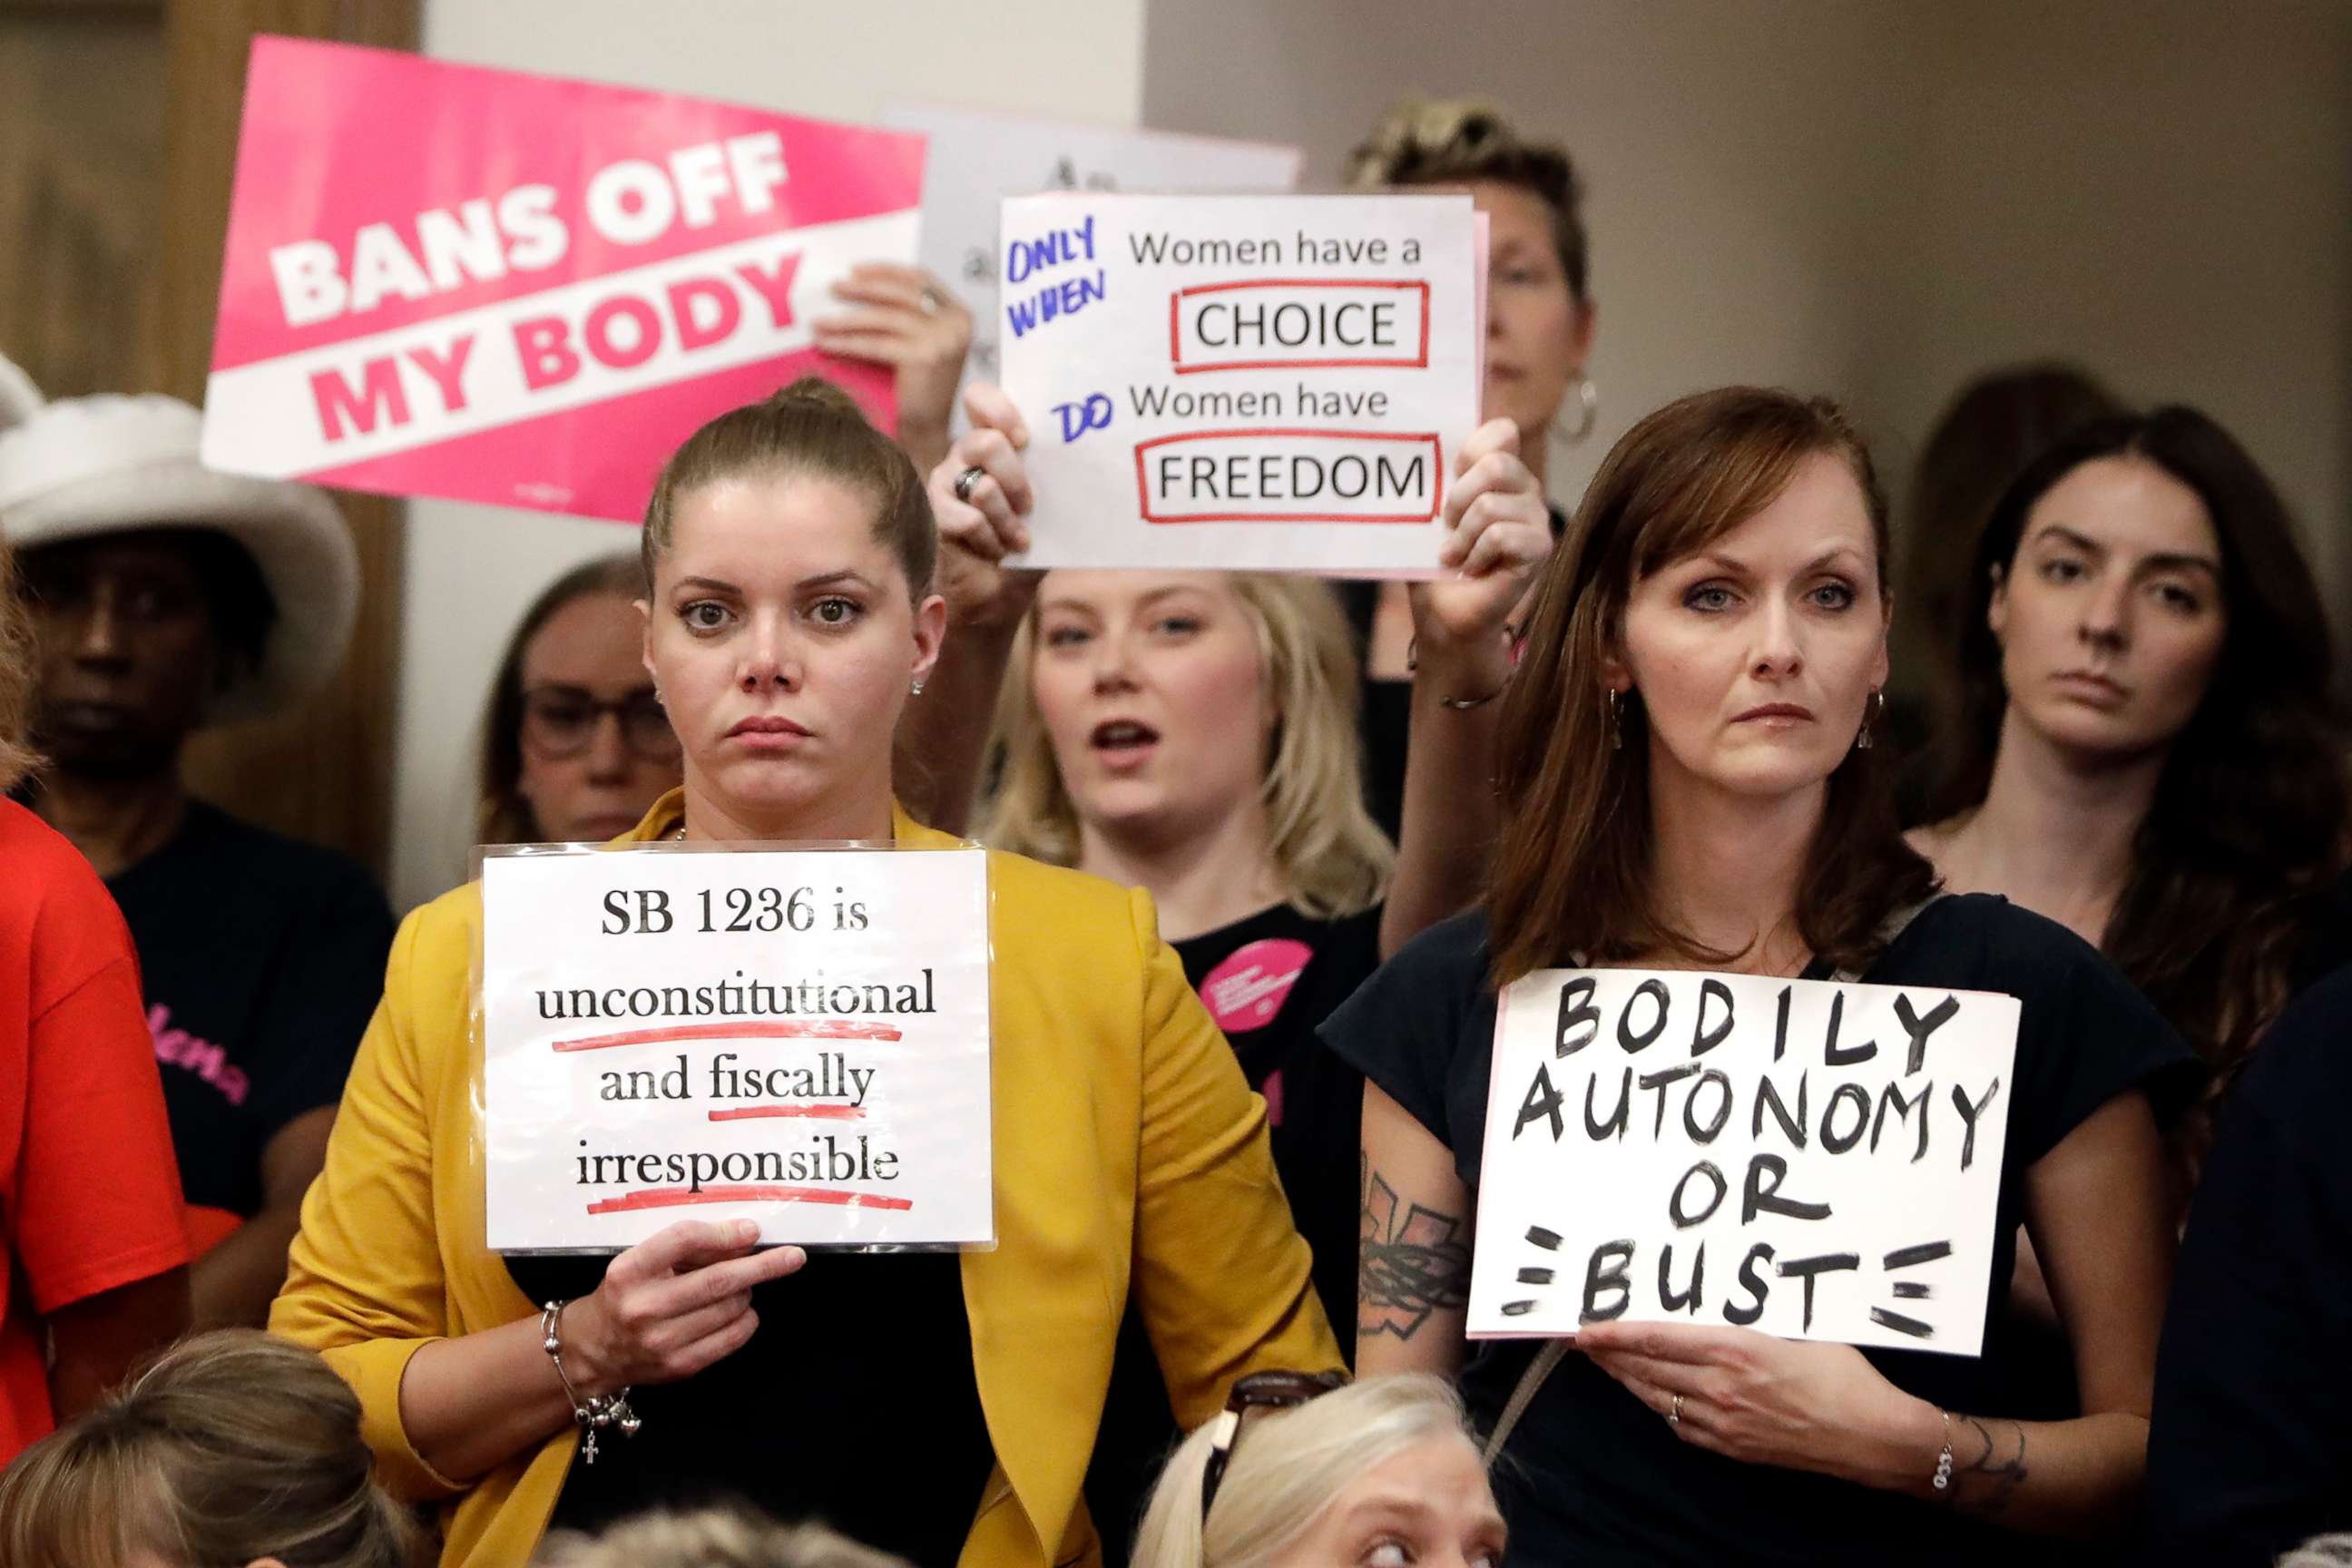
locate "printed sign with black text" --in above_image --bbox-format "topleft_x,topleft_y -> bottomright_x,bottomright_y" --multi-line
479,844 -> 992,1252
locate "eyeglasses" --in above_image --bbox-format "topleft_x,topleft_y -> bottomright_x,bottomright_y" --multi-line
520,686 -> 681,763
1200,1369 -> 1348,1523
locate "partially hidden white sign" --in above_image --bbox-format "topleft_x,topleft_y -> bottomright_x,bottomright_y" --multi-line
1468,969 -> 2020,1355
481,846 -> 993,1251
998,192 -> 1481,575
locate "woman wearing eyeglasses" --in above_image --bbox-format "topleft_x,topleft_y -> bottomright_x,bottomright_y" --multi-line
478,555 -> 684,848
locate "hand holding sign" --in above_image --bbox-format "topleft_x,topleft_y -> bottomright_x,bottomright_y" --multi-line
1410,416 -> 1553,656
561,1219 -> 809,1394
926,384 -> 1040,632
815,262 -> 974,474
1579,1319 -> 1936,1480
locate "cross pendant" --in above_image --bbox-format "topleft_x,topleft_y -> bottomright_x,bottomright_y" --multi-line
583,1428 -> 600,1465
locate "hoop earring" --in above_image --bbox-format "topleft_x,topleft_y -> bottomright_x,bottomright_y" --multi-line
1606,686 -> 1625,751
1552,377 -> 1599,444
1855,689 -> 1886,750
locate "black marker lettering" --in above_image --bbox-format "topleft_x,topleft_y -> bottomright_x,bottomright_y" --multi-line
1743,1152 -> 1832,1223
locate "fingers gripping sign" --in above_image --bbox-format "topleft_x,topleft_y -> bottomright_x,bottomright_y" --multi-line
1412,416 -> 1553,651
564,1219 -> 808,1396
926,382 -> 1041,630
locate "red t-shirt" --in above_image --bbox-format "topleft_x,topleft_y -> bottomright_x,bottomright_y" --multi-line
0,799 -> 189,1464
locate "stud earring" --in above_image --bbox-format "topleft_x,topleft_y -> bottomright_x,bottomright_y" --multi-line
910,677 -> 926,697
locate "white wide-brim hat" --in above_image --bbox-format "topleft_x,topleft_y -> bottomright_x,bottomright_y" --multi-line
0,356 -> 358,724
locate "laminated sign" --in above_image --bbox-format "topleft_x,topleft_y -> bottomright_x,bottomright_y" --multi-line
201,37 -> 925,522
479,845 -> 993,1252
998,193 -> 1483,575
1465,969 -> 2021,1354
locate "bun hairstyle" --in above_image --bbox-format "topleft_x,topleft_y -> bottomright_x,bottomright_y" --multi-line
1348,97 -> 1590,302
0,1328 -> 425,1568
640,377 -> 935,600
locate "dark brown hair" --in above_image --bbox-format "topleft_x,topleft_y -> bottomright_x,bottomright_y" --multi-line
1489,387 -> 1937,985
478,552 -> 647,845
0,541 -> 38,791
1926,407 -> 2347,1163
1896,364 -> 2123,732
0,1329 -> 424,1568
641,377 -> 934,598
1348,98 -> 1590,302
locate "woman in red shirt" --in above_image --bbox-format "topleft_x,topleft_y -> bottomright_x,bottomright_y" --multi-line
0,525 -> 190,1464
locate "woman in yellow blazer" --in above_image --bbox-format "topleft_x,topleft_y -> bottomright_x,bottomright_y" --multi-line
270,380 -> 1342,1567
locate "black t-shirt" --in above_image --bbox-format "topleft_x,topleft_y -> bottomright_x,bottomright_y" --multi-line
2143,963 -> 2352,1565
1320,894 -> 2198,1567
508,1248 -> 992,1565
1083,901 -> 1382,1563
106,800 -> 393,1220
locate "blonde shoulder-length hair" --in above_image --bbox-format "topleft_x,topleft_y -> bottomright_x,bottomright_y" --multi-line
982,573 -> 1393,921
1131,1375 -> 1485,1568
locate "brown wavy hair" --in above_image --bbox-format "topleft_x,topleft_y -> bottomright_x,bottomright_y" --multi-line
478,552 -> 647,845
1488,387 -> 1937,985
1926,407 -> 2348,1164
0,1329 -> 424,1568
0,540 -> 39,792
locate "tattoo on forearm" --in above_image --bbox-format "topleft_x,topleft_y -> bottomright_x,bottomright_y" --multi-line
1955,1416 -> 2029,1515
1357,1155 -> 1470,1341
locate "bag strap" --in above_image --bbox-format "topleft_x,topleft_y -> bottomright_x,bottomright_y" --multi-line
1479,893 -> 1949,1466
1484,1338 -> 1573,1465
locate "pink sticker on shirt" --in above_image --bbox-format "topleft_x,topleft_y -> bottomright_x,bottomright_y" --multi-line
1199,938 -> 1315,1034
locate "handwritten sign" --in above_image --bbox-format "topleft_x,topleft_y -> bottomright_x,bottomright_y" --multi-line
879,102 -> 1300,407
201,37 -> 925,522
998,193 -> 1482,575
480,845 -> 992,1251
1468,969 -> 2020,1354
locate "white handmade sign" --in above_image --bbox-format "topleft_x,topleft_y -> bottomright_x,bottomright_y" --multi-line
879,102 -> 1301,403
1469,969 -> 2021,1355
998,192 -> 1483,575
480,845 -> 993,1251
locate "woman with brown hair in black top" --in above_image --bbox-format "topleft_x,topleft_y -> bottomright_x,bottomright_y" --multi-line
1326,387 -> 2194,1564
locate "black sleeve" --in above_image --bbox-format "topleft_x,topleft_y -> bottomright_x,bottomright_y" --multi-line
245,867 -> 397,1142
2143,975 -> 2352,1564
1318,911 -> 1486,1152
1975,903 -> 2202,1163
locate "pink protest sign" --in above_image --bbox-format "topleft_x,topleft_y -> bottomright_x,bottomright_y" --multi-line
200,37 -> 926,522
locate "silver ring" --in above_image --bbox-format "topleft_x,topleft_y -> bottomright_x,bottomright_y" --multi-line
920,285 -> 946,316
1668,1393 -> 1683,1428
953,466 -> 988,505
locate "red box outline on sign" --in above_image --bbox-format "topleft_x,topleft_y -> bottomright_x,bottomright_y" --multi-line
1134,427 -> 1446,524
1169,279 -> 1432,375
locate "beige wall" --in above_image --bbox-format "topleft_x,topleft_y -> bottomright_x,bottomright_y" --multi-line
1142,0 -> 2352,643
391,0 -> 1150,908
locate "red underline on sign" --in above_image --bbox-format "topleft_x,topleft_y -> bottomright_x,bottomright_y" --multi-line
551,1020 -> 904,1053
708,1103 -> 865,1122
586,1184 -> 914,1214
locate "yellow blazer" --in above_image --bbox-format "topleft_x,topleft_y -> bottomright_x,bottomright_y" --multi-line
272,793 -> 1340,1566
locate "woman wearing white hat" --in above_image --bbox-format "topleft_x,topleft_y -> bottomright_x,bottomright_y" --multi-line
0,357 -> 396,1331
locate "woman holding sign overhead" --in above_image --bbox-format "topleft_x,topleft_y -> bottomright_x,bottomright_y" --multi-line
271,379 -> 1340,1568
1326,387 -> 2198,1563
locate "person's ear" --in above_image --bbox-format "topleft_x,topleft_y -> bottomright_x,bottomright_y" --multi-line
909,593 -> 947,690
637,597 -> 657,684
1985,563 -> 2009,644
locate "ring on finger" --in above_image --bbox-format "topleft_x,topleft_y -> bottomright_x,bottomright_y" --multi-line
1668,1393 -> 1683,1429
953,465 -> 989,504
